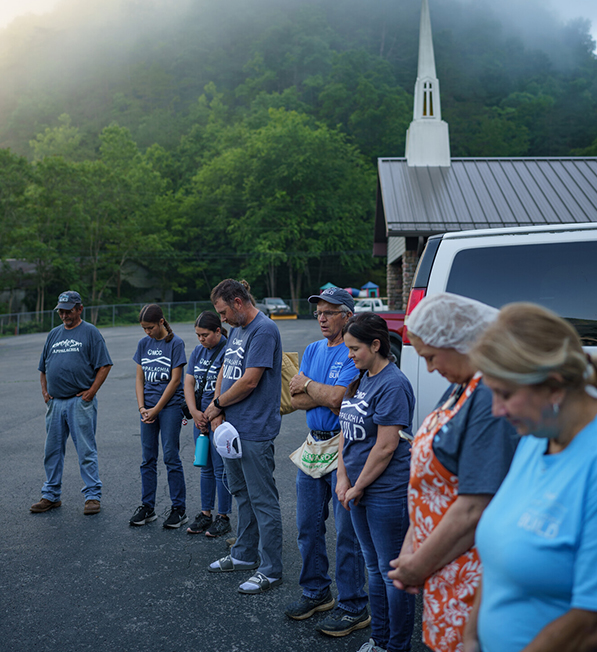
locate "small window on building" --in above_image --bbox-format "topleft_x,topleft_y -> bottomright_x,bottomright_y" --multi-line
423,81 -> 434,117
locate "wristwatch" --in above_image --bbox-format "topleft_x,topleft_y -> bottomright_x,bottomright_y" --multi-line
214,396 -> 222,409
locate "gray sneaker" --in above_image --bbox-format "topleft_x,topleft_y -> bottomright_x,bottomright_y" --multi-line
357,639 -> 387,652
315,606 -> 371,637
285,588 -> 335,620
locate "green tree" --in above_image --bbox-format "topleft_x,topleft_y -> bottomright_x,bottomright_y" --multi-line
29,114 -> 82,161
0,148 -> 34,311
317,50 -> 412,159
78,124 -> 167,306
14,157 -> 85,314
192,109 -> 375,309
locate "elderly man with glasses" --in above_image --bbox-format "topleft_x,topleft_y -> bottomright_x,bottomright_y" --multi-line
285,287 -> 369,637
31,291 -> 112,516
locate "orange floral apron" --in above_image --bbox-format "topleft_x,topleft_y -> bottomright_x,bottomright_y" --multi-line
409,372 -> 483,652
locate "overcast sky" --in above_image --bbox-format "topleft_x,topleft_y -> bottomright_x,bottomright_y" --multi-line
1,0 -> 596,46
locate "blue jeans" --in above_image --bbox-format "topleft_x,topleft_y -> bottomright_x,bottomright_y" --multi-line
42,396 -> 102,501
350,490 -> 414,652
296,469 -> 367,613
224,439 -> 283,578
140,403 -> 186,509
193,425 -> 232,514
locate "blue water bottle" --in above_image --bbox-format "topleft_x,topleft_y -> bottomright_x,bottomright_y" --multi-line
194,434 -> 210,467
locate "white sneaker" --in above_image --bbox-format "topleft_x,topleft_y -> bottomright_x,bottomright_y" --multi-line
357,639 -> 387,652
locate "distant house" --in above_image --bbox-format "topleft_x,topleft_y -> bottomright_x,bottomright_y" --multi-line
375,0 -> 597,309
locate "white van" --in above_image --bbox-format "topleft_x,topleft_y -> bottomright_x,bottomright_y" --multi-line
401,222 -> 597,432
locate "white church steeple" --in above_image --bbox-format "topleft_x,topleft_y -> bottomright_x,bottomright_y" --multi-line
405,0 -> 451,167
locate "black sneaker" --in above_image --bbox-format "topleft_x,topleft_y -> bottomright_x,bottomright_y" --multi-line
205,514 -> 232,538
163,507 -> 189,529
285,588 -> 335,620
129,505 -> 157,526
315,606 -> 371,637
187,512 -> 212,534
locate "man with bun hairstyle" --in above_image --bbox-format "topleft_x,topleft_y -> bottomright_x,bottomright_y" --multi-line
204,279 -> 283,594
285,287 -> 369,637
32,290 -> 112,516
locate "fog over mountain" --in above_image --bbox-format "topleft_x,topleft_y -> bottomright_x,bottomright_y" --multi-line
0,0 -> 596,310
0,0 -> 595,158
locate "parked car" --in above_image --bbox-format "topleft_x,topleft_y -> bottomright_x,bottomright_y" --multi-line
354,298 -> 389,313
400,222 -> 597,432
255,297 -> 293,316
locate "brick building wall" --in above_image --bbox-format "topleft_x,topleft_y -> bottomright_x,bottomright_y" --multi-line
402,250 -> 419,310
387,260 -> 402,310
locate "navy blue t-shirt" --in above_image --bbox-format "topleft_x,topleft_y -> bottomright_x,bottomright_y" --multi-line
38,321 -> 113,398
186,335 -> 227,411
340,363 -> 415,494
300,339 -> 357,432
432,380 -> 518,494
220,311 -> 282,441
133,334 -> 186,408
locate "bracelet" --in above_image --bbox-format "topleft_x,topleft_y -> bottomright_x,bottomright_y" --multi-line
304,378 -> 313,394
139,406 -> 144,412
214,396 -> 222,409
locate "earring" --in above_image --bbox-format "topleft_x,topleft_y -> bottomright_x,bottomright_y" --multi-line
552,402 -> 560,416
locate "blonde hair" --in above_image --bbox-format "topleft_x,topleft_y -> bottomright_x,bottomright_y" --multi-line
470,303 -> 597,392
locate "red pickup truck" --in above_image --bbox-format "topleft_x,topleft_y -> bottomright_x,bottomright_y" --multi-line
379,311 -> 406,364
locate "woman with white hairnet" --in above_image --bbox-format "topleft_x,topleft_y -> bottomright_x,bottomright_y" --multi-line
388,293 -> 518,652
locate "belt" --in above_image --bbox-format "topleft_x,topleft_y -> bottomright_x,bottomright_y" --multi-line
310,429 -> 340,441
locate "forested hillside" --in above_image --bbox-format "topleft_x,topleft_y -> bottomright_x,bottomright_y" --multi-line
1,0 -> 596,312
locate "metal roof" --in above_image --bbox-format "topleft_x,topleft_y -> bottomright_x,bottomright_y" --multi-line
375,157 -> 597,242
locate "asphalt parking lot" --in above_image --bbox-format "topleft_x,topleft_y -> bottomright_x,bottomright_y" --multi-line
0,318 -> 425,652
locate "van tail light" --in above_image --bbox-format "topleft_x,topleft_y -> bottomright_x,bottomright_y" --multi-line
402,288 -> 427,345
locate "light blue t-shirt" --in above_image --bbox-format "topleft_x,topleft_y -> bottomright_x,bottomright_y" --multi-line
476,417 -> 597,652
339,363 -> 415,495
186,335 -> 227,411
133,334 -> 186,408
300,339 -> 357,432
38,321 -> 113,399
220,311 -> 282,441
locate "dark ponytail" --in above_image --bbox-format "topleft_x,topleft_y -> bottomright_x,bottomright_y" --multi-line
139,304 -> 174,343
343,312 -> 392,398
195,311 -> 228,337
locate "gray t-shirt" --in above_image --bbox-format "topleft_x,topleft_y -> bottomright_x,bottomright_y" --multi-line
220,311 -> 282,441
38,321 -> 113,399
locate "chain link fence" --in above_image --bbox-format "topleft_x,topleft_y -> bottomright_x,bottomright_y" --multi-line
0,299 -> 319,337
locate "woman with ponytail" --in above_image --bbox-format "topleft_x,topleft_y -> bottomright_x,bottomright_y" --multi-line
336,312 -> 416,652
130,304 -> 188,529
184,311 -> 232,538
463,303 -> 597,652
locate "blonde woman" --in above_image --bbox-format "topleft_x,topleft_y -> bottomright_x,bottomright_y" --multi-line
464,303 -> 597,652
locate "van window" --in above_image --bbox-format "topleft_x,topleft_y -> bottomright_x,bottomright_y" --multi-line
446,241 -> 597,345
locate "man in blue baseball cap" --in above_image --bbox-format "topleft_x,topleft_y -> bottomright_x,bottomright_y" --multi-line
32,290 -> 113,516
284,286 -> 369,637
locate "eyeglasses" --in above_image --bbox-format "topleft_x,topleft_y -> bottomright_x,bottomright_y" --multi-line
56,307 -> 76,315
313,310 -> 345,319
